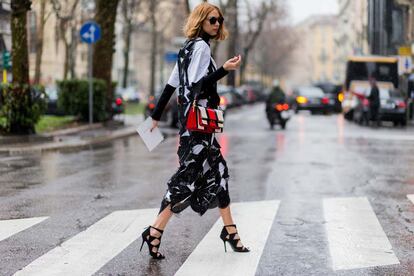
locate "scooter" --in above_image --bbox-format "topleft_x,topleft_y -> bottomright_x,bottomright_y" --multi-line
266,102 -> 291,129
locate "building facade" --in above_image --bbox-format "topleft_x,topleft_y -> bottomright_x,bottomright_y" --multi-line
367,0 -> 406,55
288,15 -> 339,87
0,3 -> 11,60
335,0 -> 369,83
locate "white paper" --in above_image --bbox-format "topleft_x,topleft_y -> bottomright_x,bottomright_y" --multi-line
136,117 -> 164,152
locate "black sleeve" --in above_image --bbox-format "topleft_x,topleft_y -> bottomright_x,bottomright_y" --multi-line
201,66 -> 228,89
151,84 -> 176,121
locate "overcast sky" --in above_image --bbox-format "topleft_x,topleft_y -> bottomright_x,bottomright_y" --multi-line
189,0 -> 339,25
288,0 -> 339,24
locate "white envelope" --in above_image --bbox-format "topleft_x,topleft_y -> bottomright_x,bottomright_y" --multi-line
136,117 -> 164,152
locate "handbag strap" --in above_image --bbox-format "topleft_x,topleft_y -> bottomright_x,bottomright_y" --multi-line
177,38 -> 213,103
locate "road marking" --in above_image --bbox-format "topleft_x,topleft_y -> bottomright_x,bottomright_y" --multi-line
174,200 -> 280,276
407,194 -> 414,204
323,197 -> 399,271
14,209 -> 158,276
0,217 -> 49,242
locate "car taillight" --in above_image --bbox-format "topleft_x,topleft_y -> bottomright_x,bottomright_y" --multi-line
397,101 -> 406,109
296,96 -> 307,104
220,96 -> 228,106
149,103 -> 155,109
115,98 -> 122,106
283,103 -> 289,110
321,97 -> 329,104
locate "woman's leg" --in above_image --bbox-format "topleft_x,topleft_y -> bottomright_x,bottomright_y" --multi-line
219,205 -> 234,226
151,205 -> 173,235
219,205 -> 247,249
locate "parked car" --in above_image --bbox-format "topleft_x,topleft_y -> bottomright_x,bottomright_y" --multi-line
353,87 -> 407,126
290,86 -> 332,114
218,85 -> 245,110
116,86 -> 140,103
314,82 -> 343,112
144,90 -> 179,128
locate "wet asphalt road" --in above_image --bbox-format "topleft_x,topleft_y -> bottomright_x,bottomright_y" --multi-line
0,103 -> 414,276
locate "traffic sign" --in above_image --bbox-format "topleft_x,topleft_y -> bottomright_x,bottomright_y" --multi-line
398,55 -> 412,75
164,51 -> 178,63
80,21 -> 101,44
2,51 -> 11,70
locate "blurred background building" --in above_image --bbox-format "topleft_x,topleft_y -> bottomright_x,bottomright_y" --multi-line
288,15 -> 339,86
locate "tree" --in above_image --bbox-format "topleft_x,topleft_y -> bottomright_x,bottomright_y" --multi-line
4,0 -> 45,135
255,24 -> 297,80
184,0 -> 191,15
11,0 -> 31,85
93,0 -> 119,118
226,0 -> 238,86
121,0 -> 143,88
239,0 -> 276,84
33,0 -> 53,84
149,0 -> 160,96
51,0 -> 81,80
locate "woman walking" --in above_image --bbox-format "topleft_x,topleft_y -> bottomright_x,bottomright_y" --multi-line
140,2 -> 249,259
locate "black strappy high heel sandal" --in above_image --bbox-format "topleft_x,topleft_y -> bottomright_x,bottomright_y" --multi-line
140,226 -> 165,259
220,224 -> 250,253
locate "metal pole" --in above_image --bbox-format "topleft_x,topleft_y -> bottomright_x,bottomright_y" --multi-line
89,43 -> 93,124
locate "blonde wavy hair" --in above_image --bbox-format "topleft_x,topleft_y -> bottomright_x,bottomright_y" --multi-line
183,2 -> 228,41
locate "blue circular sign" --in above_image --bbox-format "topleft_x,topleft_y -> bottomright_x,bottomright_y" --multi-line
80,21 -> 101,44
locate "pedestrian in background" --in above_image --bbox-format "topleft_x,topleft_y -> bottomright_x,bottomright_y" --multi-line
140,2 -> 249,259
368,76 -> 380,127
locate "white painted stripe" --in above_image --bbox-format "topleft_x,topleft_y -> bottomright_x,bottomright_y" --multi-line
175,200 -> 280,276
14,209 -> 158,276
0,217 -> 49,242
323,197 -> 399,271
407,194 -> 414,204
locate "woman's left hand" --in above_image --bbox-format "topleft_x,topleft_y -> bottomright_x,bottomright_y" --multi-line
223,55 -> 242,71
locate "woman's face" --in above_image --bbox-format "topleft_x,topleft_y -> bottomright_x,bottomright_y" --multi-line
202,9 -> 221,37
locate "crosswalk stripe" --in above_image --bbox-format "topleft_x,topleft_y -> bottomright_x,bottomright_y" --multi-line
323,197 -> 399,271
174,200 -> 280,276
407,194 -> 414,204
14,209 -> 158,276
0,217 -> 49,243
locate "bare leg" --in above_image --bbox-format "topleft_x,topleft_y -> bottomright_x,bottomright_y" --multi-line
151,205 -> 173,235
219,205 -> 245,248
219,205 -> 235,226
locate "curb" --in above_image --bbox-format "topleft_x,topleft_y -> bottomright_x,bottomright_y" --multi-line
0,126 -> 138,154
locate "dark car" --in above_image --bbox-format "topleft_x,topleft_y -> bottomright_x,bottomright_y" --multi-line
353,87 -> 407,126
117,86 -> 140,103
237,84 -> 265,104
290,86 -> 332,114
218,85 -> 245,110
314,82 -> 343,113
144,91 -> 179,128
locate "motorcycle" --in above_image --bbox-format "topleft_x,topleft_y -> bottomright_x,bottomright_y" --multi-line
266,102 -> 291,129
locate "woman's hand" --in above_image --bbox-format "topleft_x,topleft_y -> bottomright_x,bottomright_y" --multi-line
223,55 -> 242,71
150,119 -> 159,132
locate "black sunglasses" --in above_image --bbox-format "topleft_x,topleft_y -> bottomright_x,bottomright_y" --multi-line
208,16 -> 224,25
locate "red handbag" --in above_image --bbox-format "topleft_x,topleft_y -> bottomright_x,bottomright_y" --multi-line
186,101 -> 224,133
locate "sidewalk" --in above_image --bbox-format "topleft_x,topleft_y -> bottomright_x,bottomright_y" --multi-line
0,115 -> 144,154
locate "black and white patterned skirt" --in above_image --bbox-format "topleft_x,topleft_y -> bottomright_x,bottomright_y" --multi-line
159,132 -> 230,216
